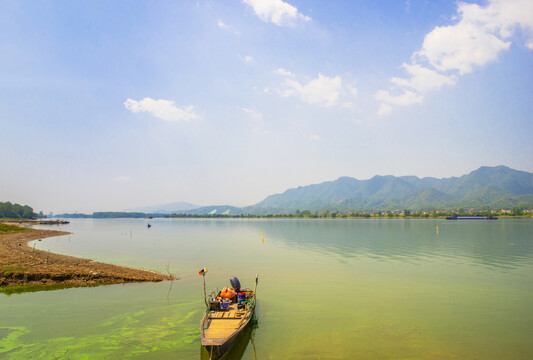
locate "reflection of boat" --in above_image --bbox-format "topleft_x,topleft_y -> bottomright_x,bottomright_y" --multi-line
199,269 -> 258,359
446,215 -> 498,220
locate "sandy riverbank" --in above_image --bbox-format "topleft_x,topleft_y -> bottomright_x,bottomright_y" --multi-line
0,227 -> 174,287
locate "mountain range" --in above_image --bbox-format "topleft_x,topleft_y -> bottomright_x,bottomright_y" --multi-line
180,166 -> 533,215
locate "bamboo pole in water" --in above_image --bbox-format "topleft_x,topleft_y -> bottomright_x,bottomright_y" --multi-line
203,273 -> 208,306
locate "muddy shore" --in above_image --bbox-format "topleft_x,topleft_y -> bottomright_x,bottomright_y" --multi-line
0,227 -> 174,287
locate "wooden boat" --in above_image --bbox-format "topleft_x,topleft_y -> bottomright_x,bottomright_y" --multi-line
199,270 -> 258,359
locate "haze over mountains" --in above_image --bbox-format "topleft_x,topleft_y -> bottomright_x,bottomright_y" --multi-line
179,166 -> 533,215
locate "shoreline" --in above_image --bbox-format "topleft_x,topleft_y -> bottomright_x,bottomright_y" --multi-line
0,227 -> 175,289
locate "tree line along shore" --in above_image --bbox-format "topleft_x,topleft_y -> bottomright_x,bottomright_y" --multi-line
0,224 -> 174,291
48,208 -> 533,219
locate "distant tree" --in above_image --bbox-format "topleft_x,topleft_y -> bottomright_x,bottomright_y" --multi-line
0,202 -> 37,219
403,209 -> 411,216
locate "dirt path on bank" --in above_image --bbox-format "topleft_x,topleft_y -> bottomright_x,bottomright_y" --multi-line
0,228 -> 174,287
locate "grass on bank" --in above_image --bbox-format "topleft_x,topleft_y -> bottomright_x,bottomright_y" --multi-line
0,223 -> 27,234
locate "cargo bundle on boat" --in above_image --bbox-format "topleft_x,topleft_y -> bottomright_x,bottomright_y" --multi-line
198,268 -> 258,359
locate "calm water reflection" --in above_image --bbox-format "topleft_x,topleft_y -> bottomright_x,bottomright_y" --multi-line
260,218 -> 533,269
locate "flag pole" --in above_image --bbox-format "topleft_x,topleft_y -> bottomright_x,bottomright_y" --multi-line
199,268 -> 208,306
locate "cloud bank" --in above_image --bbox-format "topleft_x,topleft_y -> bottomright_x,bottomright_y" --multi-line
124,98 -> 199,122
376,0 -> 533,115
243,0 -> 310,27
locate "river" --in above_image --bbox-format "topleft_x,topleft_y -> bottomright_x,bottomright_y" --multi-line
1,218 -> 532,359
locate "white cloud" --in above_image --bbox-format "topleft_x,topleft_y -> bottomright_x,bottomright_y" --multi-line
282,73 -> 342,107
243,0 -> 310,27
375,89 -> 424,108
376,0 -> 533,115
390,63 -> 456,93
274,68 -> 295,77
462,0 -> 533,46
218,19 -> 240,35
124,98 -> 199,122
218,19 -> 229,30
417,0 -> 533,74
277,73 -> 359,109
377,103 -> 393,117
242,107 -> 263,119
418,22 -> 511,75
239,54 -> 253,63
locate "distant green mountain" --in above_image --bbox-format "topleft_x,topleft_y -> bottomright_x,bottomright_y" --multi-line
144,166 -> 532,215
403,188 -> 454,209
242,165 -> 533,214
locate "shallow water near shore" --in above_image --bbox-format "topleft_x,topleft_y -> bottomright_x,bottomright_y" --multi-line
1,218 -> 533,359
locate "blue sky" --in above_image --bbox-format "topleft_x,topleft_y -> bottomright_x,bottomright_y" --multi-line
1,0 -> 532,213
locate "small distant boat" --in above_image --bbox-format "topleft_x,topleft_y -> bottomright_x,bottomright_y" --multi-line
446,215 -> 498,220
199,268 -> 258,359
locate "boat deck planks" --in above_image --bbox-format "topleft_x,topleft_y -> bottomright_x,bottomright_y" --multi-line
204,304 -> 248,341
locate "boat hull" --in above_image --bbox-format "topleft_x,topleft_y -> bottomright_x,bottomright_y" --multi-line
446,215 -> 497,220
201,312 -> 253,359
202,328 -> 246,359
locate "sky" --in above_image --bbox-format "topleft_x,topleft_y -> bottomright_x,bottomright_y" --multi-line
1,0 -> 532,213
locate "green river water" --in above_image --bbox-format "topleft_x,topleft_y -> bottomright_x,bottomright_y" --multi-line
1,218 -> 532,359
